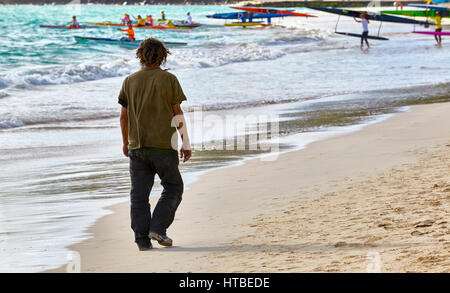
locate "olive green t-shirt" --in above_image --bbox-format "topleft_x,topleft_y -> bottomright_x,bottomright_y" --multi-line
118,67 -> 187,150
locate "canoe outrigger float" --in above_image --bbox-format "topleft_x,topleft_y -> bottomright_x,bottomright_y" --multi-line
74,36 -> 187,48
40,25 -> 96,29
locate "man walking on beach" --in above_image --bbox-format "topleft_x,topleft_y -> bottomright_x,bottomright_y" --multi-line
118,38 -> 191,251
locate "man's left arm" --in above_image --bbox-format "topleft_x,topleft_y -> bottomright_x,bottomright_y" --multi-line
172,103 -> 191,162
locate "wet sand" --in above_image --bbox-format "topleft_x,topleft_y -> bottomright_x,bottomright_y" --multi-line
48,102 -> 450,273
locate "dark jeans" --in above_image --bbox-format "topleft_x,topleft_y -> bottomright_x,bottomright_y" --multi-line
128,149 -> 183,242
361,31 -> 369,45
435,28 -> 442,43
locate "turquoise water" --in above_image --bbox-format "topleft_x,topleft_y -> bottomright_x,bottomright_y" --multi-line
0,4 -> 450,272
0,5 -> 218,69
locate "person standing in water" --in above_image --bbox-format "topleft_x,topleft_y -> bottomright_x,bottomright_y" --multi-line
434,11 -> 442,46
118,38 -> 191,251
160,11 -> 166,21
354,13 -> 370,49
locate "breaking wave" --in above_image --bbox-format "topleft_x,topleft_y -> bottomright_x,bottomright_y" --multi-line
0,58 -> 138,91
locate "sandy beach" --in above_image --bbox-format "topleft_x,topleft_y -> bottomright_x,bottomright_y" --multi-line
48,101 -> 450,273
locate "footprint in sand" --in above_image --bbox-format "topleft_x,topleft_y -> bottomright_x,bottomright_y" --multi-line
414,219 -> 434,228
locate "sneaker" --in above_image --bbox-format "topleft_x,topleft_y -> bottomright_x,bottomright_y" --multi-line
149,232 -> 173,247
136,238 -> 152,251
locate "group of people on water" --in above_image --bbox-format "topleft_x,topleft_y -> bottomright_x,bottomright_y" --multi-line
120,11 -> 193,27
115,11 -> 193,43
122,13 -> 153,27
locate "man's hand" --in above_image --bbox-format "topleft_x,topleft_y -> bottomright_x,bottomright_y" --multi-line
123,144 -> 129,157
180,147 -> 191,162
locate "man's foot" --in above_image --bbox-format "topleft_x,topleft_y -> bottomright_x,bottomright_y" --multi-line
136,238 -> 152,251
149,232 -> 173,247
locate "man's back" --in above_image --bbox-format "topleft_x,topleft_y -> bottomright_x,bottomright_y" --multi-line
118,67 -> 186,151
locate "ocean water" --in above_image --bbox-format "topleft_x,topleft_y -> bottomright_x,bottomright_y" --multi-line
0,4 -> 449,272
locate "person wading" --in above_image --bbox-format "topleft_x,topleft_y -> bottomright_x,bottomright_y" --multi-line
118,38 -> 192,251
434,11 -> 443,46
354,13 -> 370,50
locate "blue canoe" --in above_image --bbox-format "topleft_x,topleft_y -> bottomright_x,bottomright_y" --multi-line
74,36 -> 187,48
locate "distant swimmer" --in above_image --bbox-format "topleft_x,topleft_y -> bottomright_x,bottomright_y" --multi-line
435,11 -> 442,46
186,12 -> 192,24
146,15 -> 154,26
354,13 -> 370,50
118,23 -> 135,42
122,13 -> 131,25
133,15 -> 146,27
69,16 -> 80,28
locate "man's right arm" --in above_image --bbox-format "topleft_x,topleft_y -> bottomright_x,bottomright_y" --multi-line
120,106 -> 129,157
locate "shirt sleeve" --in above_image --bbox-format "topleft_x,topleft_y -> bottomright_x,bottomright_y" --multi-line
118,78 -> 128,108
171,76 -> 187,105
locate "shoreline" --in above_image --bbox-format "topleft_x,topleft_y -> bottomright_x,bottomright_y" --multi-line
47,101 -> 450,273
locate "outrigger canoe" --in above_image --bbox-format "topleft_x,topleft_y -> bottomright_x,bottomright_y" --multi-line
89,22 -> 193,30
74,36 -> 187,48
40,25 -> 95,29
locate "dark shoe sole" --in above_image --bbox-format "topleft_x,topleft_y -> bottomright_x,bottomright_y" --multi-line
149,232 -> 173,247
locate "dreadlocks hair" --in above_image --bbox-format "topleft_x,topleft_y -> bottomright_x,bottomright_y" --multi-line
136,38 -> 170,67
